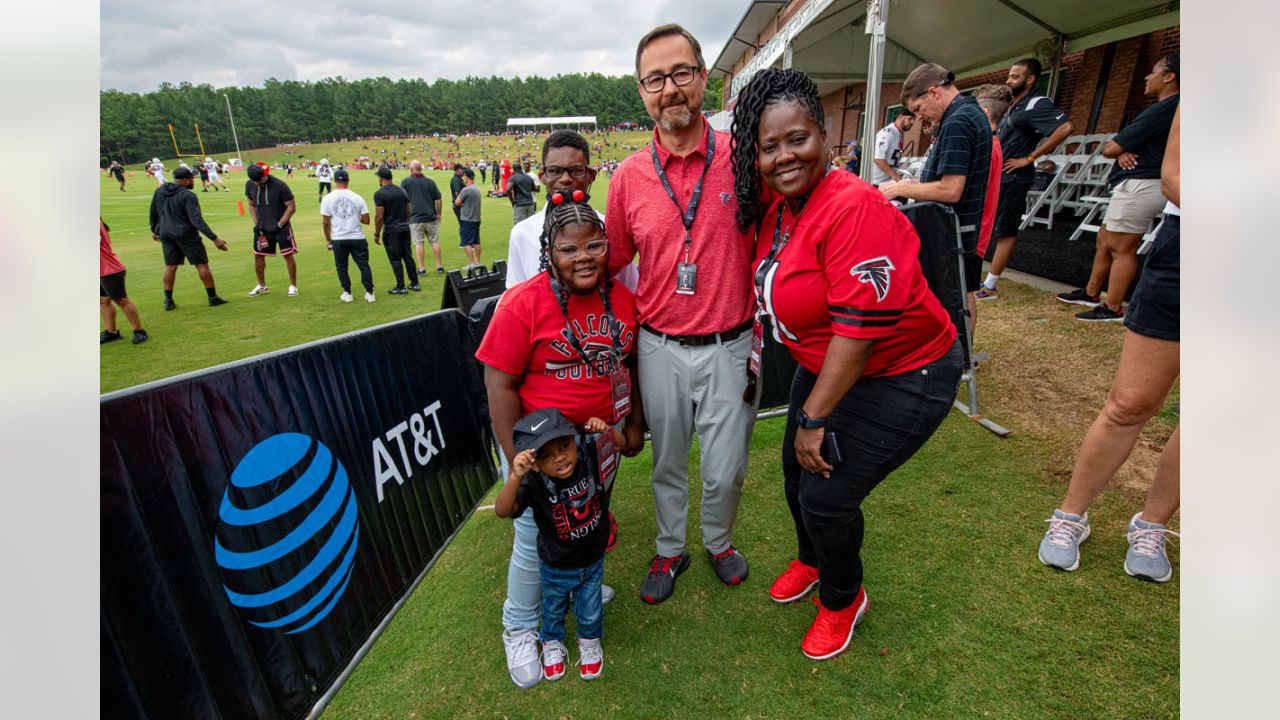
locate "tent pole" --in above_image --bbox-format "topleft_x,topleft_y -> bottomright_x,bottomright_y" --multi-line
859,0 -> 889,179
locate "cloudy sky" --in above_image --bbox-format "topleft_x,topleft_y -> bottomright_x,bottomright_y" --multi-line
101,0 -> 748,92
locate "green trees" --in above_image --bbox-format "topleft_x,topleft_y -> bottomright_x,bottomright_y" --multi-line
100,73 -> 670,164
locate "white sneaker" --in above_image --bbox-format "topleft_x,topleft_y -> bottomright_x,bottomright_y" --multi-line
501,629 -> 542,689
248,285 -> 268,297
577,637 -> 603,680
340,292 -> 353,303
364,291 -> 376,303
287,285 -> 298,297
541,639 -> 567,681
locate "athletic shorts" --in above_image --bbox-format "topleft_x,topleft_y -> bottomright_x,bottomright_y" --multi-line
161,235 -> 208,266
993,181 -> 1031,239
1124,214 -> 1179,342
1103,178 -> 1165,235
100,270 -> 127,300
459,220 -> 481,247
253,225 -> 298,256
964,254 -> 983,293
410,220 -> 440,245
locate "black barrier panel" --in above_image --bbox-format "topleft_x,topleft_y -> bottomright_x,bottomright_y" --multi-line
898,202 -> 969,363
101,310 -> 497,720
441,261 -> 507,315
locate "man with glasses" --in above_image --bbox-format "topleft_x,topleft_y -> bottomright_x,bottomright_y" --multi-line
606,23 -> 757,605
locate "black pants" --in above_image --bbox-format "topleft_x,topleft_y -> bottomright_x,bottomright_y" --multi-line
782,340 -> 962,610
382,230 -> 417,287
332,240 -> 374,293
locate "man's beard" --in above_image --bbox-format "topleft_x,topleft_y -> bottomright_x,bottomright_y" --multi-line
657,103 -> 694,132
1009,79 -> 1028,95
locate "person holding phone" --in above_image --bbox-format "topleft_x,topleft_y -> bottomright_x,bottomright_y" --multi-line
731,68 -> 963,661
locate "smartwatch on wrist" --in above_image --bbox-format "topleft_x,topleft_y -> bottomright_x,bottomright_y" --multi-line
796,408 -> 827,429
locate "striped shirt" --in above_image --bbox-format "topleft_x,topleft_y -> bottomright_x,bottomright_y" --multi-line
921,94 -> 992,255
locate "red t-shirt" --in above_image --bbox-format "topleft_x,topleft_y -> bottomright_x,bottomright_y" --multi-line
476,273 -> 638,426
100,219 -> 125,277
606,122 -> 755,335
754,170 -> 956,378
977,136 -> 1003,258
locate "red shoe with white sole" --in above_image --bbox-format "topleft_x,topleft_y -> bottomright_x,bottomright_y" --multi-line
577,637 -> 603,680
801,587 -> 868,661
542,639 -> 567,681
769,559 -> 819,603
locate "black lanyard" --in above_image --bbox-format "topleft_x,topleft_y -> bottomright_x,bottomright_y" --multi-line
753,196 -> 810,300
650,128 -> 716,262
549,278 -> 625,375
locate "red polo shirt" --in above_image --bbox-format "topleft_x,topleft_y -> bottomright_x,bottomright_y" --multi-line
754,170 -> 955,379
100,219 -> 125,276
606,122 -> 755,335
977,136 -> 1003,258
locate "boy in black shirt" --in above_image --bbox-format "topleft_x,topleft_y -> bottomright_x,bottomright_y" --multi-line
495,408 -> 622,682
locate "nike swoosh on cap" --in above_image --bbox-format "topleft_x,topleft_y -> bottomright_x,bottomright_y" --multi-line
531,419 -> 548,431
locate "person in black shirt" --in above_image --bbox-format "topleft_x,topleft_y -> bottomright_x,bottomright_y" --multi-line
401,160 -> 445,275
505,163 -> 538,225
373,167 -> 419,293
149,167 -> 229,309
449,163 -> 465,225
495,408 -> 619,682
977,58 -> 1074,300
108,161 -> 126,191
245,163 -> 299,297
1061,53 -> 1180,322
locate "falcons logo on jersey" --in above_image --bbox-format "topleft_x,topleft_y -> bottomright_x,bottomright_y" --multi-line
850,256 -> 895,302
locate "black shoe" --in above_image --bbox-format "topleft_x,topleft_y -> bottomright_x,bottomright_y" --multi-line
100,330 -> 123,344
436,266 -> 445,274
208,295 -> 228,307
708,545 -> 750,586
409,284 -> 421,292
132,329 -> 149,344
640,552 -> 690,605
1056,288 -> 1101,307
1075,304 -> 1123,322
388,287 -> 408,295
163,298 -> 176,311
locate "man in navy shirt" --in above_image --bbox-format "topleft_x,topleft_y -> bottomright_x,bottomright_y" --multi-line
1060,52 -> 1180,322
977,58 -> 1074,300
882,63 -> 992,305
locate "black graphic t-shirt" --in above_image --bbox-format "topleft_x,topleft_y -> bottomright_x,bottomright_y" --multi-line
513,444 -> 609,568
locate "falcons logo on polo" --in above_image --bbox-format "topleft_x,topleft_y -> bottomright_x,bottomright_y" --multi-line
850,257 -> 895,302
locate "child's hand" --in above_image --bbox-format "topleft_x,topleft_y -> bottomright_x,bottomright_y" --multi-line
511,449 -> 536,477
583,417 -> 609,433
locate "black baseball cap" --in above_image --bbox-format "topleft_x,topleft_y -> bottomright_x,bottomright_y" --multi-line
246,164 -> 266,181
375,167 -> 393,180
333,168 -> 350,182
173,167 -> 194,180
512,408 -> 577,454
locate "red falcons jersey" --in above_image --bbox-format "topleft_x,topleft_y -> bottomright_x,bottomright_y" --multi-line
754,170 -> 955,378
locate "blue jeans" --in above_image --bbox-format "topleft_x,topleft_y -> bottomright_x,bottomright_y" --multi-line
782,340 -> 963,610
539,558 -> 604,643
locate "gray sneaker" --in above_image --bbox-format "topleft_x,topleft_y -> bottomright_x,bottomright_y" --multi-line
1124,513 -> 1179,583
1038,509 -> 1091,571
501,628 -> 542,689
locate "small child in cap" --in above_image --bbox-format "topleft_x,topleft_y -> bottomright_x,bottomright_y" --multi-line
495,408 -> 623,682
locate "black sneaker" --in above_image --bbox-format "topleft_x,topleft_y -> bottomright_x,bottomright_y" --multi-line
408,284 -> 421,292
100,330 -> 123,344
708,545 -> 750,586
132,329 -> 149,344
163,297 -> 176,311
1056,288 -> 1101,307
641,552 -> 690,605
208,295 -> 229,307
388,287 -> 408,295
436,266 -> 445,274
417,268 -> 427,276
1075,304 -> 1124,322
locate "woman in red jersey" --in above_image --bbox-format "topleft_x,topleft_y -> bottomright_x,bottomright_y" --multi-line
731,68 -> 963,661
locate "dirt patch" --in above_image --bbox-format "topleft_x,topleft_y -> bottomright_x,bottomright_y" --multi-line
971,281 -> 1177,501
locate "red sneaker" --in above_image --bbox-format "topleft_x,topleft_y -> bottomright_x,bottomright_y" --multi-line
801,587 -> 868,661
577,637 -> 603,680
769,559 -> 820,603
542,639 -> 567,681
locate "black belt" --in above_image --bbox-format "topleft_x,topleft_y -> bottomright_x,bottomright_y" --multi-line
640,319 -> 753,347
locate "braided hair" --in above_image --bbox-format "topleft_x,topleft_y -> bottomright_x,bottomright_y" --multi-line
730,68 -> 825,233
539,193 -> 622,372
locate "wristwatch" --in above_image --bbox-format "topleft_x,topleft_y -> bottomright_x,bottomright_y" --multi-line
796,408 -> 827,429
1027,155 -> 1038,164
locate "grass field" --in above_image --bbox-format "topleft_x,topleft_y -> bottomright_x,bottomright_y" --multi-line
101,140 -> 1178,718
99,132 -> 654,393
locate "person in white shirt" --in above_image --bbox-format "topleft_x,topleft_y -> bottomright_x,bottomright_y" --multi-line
320,168 -> 376,302
204,157 -> 227,191
870,109 -> 915,186
316,159 -> 334,201
150,158 -> 166,186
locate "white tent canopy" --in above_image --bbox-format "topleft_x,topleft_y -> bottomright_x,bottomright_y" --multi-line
506,116 -> 598,129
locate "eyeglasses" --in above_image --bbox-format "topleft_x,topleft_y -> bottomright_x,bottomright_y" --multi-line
543,165 -> 591,180
639,65 -> 700,94
553,240 -> 608,261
